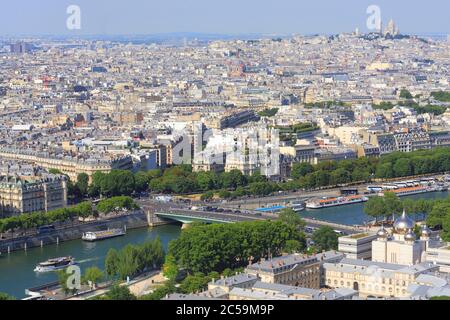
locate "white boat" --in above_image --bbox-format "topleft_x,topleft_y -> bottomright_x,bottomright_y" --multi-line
378,186 -> 430,197
82,228 -> 126,242
306,195 -> 369,209
34,256 -> 76,273
290,201 -> 305,212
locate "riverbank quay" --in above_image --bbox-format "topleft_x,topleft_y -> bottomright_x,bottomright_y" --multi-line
0,210 -> 174,255
23,270 -> 165,300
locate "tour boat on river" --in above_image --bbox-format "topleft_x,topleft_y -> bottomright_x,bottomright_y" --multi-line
306,195 -> 369,209
379,186 -> 430,197
34,256 -> 76,273
82,228 -> 126,242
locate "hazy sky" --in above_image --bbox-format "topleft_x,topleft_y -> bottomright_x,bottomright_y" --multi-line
1,0 -> 449,36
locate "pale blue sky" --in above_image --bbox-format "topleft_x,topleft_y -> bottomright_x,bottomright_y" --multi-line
1,0 -> 449,36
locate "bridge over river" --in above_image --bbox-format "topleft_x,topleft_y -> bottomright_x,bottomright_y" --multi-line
151,208 -> 362,234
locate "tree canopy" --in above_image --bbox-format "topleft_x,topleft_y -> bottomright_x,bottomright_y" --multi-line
311,227 -> 339,251
168,220 -> 306,274
105,238 -> 165,280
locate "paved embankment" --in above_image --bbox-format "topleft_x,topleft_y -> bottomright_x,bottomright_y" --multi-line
0,211 -> 151,254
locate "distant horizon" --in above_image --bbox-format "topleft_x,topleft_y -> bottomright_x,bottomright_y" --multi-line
0,1 -> 449,37
1,31 -> 448,41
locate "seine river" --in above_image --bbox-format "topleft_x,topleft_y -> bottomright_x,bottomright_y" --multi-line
1,191 -> 448,298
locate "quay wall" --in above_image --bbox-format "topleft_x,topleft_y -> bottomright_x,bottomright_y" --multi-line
0,211 -> 173,254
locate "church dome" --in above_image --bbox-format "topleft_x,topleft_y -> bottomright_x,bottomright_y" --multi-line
421,225 -> 432,237
393,210 -> 415,234
377,226 -> 388,238
404,229 -> 416,242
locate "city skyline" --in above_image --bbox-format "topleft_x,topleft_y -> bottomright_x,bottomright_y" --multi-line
0,0 -> 449,37
1,1 -> 450,303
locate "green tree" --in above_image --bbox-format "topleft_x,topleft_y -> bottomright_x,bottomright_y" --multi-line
105,248 -> 119,278
196,171 -> 217,191
375,162 -> 394,179
200,191 -> 214,201
364,196 -> 387,222
96,196 -> 138,214
104,239 -> 164,280
168,220 -> 303,274
134,171 -> 150,192
258,108 -> 279,117
83,266 -> 104,288
431,91 -> 450,102
76,173 -> 89,196
351,167 -> 370,182
147,169 -> 163,180
218,189 -> 232,199
219,170 -> 246,189
0,292 -> 16,300
399,89 -> 413,99
393,158 -> 413,177
104,283 -> 136,300
279,208 -> 306,230
291,162 -> 314,179
180,273 -> 210,294
248,182 -> 274,196
427,202 -> 450,228
384,192 -> 403,216
311,227 -> 339,251
100,170 -> 136,196
283,239 -> 303,254
163,255 -> 179,281
441,213 -> 450,242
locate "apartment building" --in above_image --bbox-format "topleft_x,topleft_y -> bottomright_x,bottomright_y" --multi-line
0,175 -> 67,216
245,254 -> 321,289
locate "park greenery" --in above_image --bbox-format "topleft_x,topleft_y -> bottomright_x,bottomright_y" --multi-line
0,202 -> 92,234
166,220 -> 306,274
399,89 -> 413,100
372,99 -> 448,116
105,238 -> 165,280
431,91 -> 450,102
258,108 -> 279,117
95,283 -> 137,300
96,196 -> 139,214
364,192 -> 403,223
311,226 -> 339,252
83,266 -> 104,288
372,102 -> 395,110
288,147 -> 450,192
304,101 -> 348,109
81,147 -> 450,202
57,147 -> 450,203
274,123 -> 320,144
0,196 -> 138,234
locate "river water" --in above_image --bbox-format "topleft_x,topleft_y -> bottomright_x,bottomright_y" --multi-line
300,191 -> 449,225
1,191 -> 448,298
0,225 -> 181,298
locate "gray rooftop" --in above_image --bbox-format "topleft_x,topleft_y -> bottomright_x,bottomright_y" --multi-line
246,254 -> 318,274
